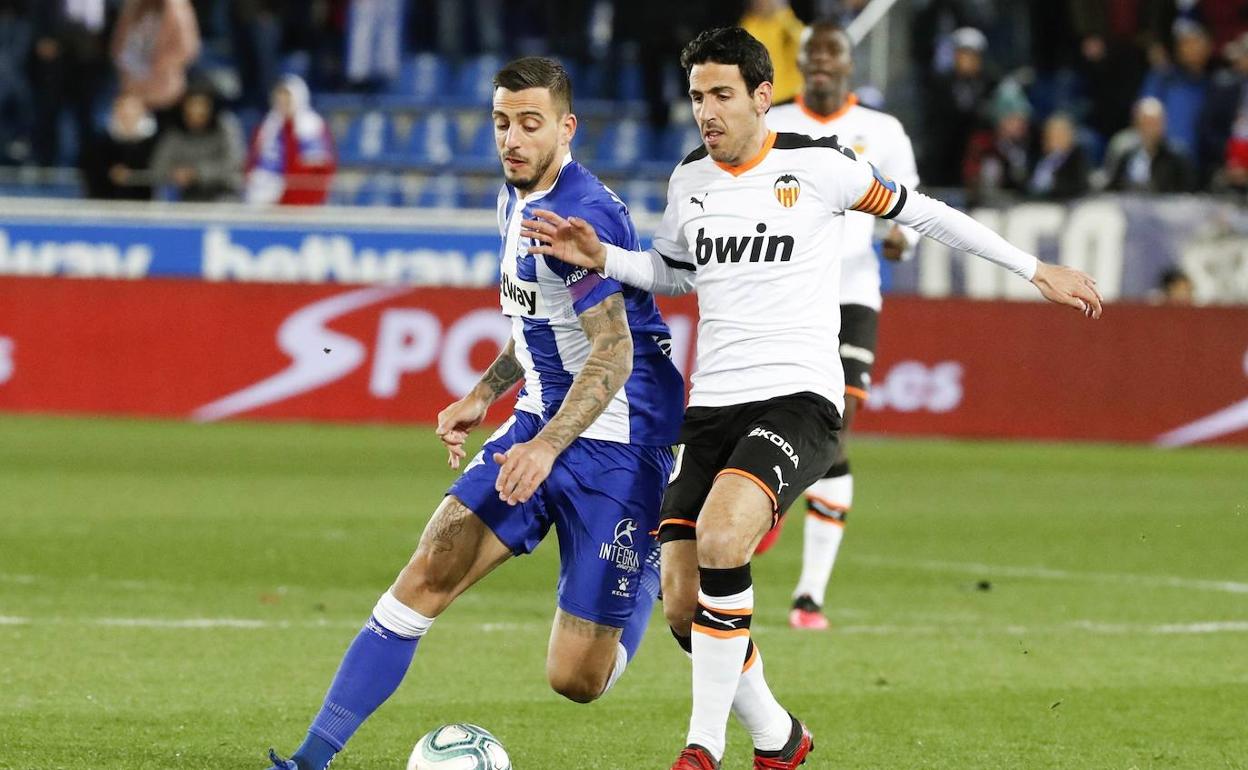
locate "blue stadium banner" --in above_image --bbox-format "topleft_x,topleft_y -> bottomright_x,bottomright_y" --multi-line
0,202 -> 501,285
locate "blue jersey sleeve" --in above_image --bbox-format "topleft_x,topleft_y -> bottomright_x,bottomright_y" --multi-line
543,197 -> 635,315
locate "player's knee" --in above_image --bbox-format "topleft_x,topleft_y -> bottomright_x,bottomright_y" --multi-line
547,666 -> 605,704
661,571 -> 697,635
392,552 -> 459,614
695,521 -> 752,567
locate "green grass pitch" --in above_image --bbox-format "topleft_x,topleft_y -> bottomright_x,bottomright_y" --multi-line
1,414 -> 1246,769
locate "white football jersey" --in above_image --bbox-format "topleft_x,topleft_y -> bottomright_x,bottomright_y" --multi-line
767,94 -> 919,310
645,130 -> 908,414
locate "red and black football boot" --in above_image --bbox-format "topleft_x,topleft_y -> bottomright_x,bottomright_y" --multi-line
753,715 -> 814,769
669,744 -> 720,770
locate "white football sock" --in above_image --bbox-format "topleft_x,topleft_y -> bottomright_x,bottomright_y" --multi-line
688,585 -> 752,759
600,642 -> 629,696
732,645 -> 793,751
795,474 -> 851,607
372,590 -> 435,639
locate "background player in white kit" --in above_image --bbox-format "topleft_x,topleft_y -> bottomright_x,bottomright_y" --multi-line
762,20 -> 920,629
523,28 -> 1103,770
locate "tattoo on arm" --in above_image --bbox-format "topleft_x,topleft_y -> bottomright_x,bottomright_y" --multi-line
535,294 -> 632,454
472,339 -> 524,403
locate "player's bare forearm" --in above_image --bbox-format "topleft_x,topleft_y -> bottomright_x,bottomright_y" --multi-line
469,339 -> 524,405
534,294 -> 632,454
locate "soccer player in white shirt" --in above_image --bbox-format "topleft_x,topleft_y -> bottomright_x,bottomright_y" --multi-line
762,20 -> 921,629
523,28 -> 1102,770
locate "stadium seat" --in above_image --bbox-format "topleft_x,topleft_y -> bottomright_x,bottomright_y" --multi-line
395,111 -> 456,167
337,110 -> 396,165
618,179 -> 661,215
389,53 -> 451,105
453,54 -> 504,106
412,173 -> 466,208
594,118 -> 651,172
657,123 -> 702,164
353,172 -> 400,207
616,60 -> 644,102
463,118 -> 495,157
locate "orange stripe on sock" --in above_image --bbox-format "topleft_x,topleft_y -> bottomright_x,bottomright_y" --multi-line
742,644 -> 760,672
715,468 -> 778,510
806,494 -> 848,512
807,509 -> 847,526
845,386 -> 870,401
693,623 -> 751,639
702,605 -> 753,617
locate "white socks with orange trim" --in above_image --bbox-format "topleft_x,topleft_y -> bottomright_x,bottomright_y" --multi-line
670,629 -> 792,753
795,474 -> 852,607
732,644 -> 794,752
688,566 -> 754,759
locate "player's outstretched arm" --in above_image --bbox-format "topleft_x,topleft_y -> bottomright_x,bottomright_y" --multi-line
890,190 -> 1103,318
523,209 -> 695,296
492,294 -> 633,505
436,339 -> 523,469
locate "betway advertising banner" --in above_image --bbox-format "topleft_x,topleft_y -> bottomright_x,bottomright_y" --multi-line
1,195 -> 1247,303
1,278 -> 1244,446
0,202 -> 499,285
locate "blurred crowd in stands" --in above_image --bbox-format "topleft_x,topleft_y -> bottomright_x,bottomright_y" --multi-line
0,0 -> 1246,206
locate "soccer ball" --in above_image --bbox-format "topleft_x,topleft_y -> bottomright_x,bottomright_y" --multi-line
407,723 -> 512,770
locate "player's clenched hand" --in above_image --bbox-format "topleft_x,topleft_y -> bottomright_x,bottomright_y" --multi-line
521,209 -> 607,271
436,395 -> 488,469
880,225 -> 908,262
493,438 -> 558,505
1032,261 -> 1104,319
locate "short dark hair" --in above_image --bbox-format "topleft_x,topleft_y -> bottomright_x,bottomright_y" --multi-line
493,56 -> 573,114
1159,267 -> 1191,289
680,27 -> 775,95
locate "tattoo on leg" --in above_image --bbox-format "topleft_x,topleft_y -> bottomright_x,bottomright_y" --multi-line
429,499 -> 471,554
558,610 -> 622,639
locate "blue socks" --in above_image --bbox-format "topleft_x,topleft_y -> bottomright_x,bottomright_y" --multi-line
293,593 -> 434,770
294,618 -> 419,770
620,543 -> 662,660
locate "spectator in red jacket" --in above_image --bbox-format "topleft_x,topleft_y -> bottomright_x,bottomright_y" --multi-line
245,74 -> 336,206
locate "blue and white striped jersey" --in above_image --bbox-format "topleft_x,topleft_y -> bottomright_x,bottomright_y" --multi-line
496,155 -> 684,446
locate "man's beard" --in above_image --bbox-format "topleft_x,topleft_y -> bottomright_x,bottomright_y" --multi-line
507,147 -> 557,193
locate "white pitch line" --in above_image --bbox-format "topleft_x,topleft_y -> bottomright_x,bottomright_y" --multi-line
851,555 -> 1248,595
2,615 -> 1246,635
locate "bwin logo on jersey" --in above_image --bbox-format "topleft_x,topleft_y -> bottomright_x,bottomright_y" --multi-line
773,174 -> 801,207
748,427 -> 800,468
694,224 -> 795,265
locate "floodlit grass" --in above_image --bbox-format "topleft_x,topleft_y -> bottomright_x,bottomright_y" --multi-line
1,415 -> 1245,769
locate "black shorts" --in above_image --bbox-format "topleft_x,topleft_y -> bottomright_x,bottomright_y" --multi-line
657,391 -> 842,543
839,304 -> 879,400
